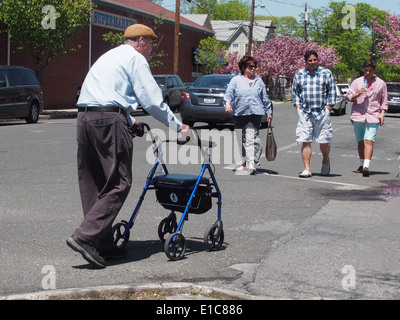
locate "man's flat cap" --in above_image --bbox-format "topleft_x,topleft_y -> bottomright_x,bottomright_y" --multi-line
124,24 -> 158,40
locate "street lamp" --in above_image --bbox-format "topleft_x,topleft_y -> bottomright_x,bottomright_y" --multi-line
247,1 -> 265,56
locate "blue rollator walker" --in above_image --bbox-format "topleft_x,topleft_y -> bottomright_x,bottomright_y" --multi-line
112,123 -> 224,260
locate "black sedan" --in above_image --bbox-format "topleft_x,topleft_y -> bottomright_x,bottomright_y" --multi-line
180,74 -> 270,127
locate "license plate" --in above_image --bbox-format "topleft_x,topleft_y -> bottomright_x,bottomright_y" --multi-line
204,98 -> 215,104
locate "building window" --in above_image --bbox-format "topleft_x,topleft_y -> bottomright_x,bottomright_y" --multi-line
232,43 -> 239,52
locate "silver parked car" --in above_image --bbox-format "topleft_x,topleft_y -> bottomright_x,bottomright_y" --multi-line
153,74 -> 186,111
337,83 -> 349,94
331,84 -> 347,116
180,74 -> 270,127
386,82 -> 400,112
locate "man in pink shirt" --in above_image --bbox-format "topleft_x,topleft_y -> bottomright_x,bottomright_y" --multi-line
346,59 -> 388,177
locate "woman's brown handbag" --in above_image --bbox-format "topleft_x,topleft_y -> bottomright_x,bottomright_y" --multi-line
265,120 -> 277,161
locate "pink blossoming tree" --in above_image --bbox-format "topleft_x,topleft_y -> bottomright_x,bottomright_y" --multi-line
217,51 -> 241,74
217,35 -> 341,86
253,35 -> 341,84
372,12 -> 400,65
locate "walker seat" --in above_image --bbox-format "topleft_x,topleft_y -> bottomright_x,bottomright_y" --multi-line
153,174 -> 211,214
153,173 -> 209,186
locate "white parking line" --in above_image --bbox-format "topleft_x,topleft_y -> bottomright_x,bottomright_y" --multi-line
223,126 -> 373,190
223,163 -> 369,190
261,173 -> 370,190
277,142 -> 298,152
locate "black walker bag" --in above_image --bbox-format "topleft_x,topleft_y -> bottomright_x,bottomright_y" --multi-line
153,174 -> 212,214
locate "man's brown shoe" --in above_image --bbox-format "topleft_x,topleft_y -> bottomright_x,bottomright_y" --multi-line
362,167 -> 370,177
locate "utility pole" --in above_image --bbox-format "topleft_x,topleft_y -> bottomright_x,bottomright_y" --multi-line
89,0 -> 93,69
304,2 -> 308,41
173,0 -> 180,75
247,0 -> 255,56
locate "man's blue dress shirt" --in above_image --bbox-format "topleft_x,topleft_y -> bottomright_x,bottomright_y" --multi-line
77,44 -> 182,131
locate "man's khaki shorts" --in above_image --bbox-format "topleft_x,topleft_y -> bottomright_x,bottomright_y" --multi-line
296,108 -> 332,144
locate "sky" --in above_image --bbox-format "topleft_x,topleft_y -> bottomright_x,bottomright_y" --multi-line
161,0 -> 399,18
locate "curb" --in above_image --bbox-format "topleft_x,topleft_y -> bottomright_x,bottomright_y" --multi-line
0,282 -> 278,300
41,109 -> 78,119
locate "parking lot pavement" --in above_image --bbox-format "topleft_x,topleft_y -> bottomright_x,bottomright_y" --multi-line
210,196 -> 400,299
2,104 -> 400,301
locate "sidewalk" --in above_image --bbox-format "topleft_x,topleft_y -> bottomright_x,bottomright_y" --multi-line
1,282 -> 276,300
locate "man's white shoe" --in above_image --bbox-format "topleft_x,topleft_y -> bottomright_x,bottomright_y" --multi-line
299,170 -> 312,178
321,158 -> 330,176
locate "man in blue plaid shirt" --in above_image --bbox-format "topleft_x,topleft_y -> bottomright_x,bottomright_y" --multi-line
292,50 -> 336,178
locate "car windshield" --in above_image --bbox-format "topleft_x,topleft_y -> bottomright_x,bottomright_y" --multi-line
193,76 -> 233,89
387,83 -> 400,93
154,77 -> 165,88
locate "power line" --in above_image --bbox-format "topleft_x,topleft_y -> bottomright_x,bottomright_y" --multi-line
265,0 -> 304,8
256,0 -> 314,20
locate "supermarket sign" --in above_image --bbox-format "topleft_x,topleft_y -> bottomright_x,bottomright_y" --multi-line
92,9 -> 136,31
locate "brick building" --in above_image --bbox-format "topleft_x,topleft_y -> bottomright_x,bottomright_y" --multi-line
0,0 -> 213,109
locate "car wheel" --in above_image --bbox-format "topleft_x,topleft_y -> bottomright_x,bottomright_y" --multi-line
333,107 -> 340,116
183,120 -> 194,127
164,96 -> 170,107
341,101 -> 347,115
25,102 -> 39,123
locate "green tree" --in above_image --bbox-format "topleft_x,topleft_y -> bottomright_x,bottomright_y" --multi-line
0,0 -> 93,83
182,0 -> 218,16
183,0 -> 250,20
261,16 -> 302,38
102,14 -> 167,69
376,64 -> 400,82
213,0 -> 250,20
306,1 -> 386,79
195,36 -> 226,74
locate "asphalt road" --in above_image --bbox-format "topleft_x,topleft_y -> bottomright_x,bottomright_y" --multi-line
1,103 -> 400,299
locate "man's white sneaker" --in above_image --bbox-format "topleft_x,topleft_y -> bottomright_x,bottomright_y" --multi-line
321,158 -> 330,176
299,170 -> 312,178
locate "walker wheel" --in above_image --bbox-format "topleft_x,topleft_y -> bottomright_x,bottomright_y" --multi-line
204,223 -> 224,251
164,232 -> 186,260
158,214 -> 177,242
112,221 -> 130,249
